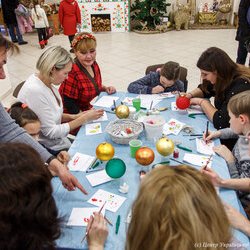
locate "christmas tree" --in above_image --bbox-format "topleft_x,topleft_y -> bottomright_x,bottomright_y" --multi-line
131,0 -> 171,30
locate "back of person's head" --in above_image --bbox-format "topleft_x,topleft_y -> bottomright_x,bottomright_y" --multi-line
36,45 -> 73,77
0,33 -> 19,54
0,143 -> 60,250
160,61 -> 180,81
9,101 -> 39,127
71,32 -> 97,53
126,165 -> 231,250
228,90 -> 250,119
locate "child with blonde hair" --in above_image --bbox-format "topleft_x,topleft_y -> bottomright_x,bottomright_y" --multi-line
31,0 -> 49,49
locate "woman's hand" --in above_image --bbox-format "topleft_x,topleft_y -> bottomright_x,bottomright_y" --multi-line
87,212 -> 108,250
105,86 -> 116,95
152,85 -> 164,94
48,158 -> 87,194
224,203 -> 250,236
203,130 -> 221,142
213,145 -> 235,163
57,151 -> 70,167
84,109 -> 104,122
190,97 -> 204,106
201,167 -> 223,187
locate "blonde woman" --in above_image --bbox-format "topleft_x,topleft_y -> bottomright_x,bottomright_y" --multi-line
18,46 -> 103,156
126,165 -> 231,250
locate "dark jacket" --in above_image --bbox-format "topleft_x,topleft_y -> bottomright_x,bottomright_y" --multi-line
127,71 -> 184,94
1,0 -> 19,25
236,0 -> 250,42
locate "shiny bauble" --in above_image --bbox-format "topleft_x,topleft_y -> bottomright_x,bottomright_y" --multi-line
176,95 -> 190,110
105,158 -> 126,178
156,137 -> 175,156
135,147 -> 155,166
115,104 -> 130,119
96,142 -> 115,161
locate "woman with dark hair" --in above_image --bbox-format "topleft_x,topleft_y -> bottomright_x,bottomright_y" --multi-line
0,143 -> 60,250
0,143 -> 108,250
186,47 -> 250,149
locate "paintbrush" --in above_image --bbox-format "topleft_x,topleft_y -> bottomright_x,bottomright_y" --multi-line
203,154 -> 213,170
81,201 -> 106,243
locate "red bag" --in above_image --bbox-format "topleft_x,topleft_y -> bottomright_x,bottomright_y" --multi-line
46,27 -> 53,39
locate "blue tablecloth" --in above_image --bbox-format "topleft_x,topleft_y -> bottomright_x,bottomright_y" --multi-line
52,92 -> 250,250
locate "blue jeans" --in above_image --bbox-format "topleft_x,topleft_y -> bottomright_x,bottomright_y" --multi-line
7,24 -> 24,43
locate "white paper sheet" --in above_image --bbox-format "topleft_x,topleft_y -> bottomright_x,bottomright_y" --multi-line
88,189 -> 126,212
163,118 -> 185,135
93,96 -> 119,108
67,207 -> 105,227
68,152 -> 96,172
183,153 -> 212,167
187,105 -> 204,115
196,138 -> 215,155
86,170 -> 113,186
136,94 -> 161,109
85,122 -> 102,135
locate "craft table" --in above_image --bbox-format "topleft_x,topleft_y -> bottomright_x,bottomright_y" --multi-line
52,92 -> 250,249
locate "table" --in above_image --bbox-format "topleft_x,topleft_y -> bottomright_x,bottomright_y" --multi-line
52,92 -> 250,249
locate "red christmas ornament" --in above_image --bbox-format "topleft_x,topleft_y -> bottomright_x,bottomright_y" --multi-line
176,95 -> 190,110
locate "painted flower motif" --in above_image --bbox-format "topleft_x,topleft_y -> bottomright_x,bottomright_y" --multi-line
72,34 -> 96,48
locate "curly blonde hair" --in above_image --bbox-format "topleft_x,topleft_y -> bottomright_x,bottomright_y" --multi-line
126,165 -> 231,250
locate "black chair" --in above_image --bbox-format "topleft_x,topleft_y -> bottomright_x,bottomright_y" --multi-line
145,64 -> 188,92
13,81 -> 25,98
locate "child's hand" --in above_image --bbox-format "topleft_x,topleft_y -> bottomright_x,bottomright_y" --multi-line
87,212 -> 108,249
201,167 -> 223,187
152,85 -> 164,94
203,130 -> 221,142
213,145 -> 235,163
57,151 -> 70,167
105,86 -> 116,95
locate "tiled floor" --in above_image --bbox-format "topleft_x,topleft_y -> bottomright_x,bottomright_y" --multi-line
2,28 -> 248,106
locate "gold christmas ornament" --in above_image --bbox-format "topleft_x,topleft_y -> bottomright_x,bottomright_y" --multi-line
135,147 -> 155,166
156,137 -> 175,156
115,104 -> 130,119
96,142 -> 115,161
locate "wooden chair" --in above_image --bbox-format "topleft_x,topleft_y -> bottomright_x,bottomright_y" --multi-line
13,81 -> 25,98
145,64 -> 188,92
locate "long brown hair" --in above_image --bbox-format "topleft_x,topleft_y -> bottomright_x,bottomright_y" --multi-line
126,165 -> 231,250
197,47 -> 250,100
0,143 -> 61,250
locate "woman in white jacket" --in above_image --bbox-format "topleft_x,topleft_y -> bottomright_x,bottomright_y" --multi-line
31,0 -> 49,49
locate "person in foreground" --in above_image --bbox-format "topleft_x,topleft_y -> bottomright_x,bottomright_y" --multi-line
18,45 -> 103,156
59,32 -> 116,114
0,143 -> 108,250
186,47 -> 250,150
127,61 -> 184,94
0,33 -> 86,194
87,165 -> 233,250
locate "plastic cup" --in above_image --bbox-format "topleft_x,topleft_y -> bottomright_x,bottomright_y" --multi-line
129,139 -> 142,158
132,98 -> 141,112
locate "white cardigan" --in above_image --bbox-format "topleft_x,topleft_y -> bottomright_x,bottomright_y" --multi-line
31,5 -> 49,28
18,74 -> 71,151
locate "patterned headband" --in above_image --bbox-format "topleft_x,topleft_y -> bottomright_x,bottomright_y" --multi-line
71,33 -> 96,48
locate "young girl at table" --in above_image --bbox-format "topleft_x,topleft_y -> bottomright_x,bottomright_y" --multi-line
204,90 -> 250,209
186,47 -> 250,150
8,101 -> 69,165
0,143 -> 108,250
127,61 -> 184,94
59,32 -> 116,114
